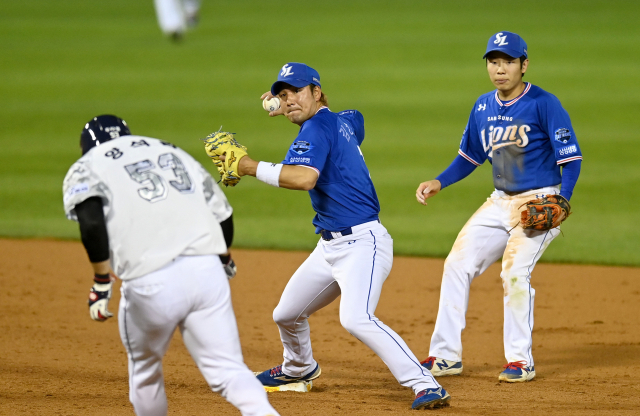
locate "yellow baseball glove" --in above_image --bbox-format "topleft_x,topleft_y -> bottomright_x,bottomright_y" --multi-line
203,129 -> 248,187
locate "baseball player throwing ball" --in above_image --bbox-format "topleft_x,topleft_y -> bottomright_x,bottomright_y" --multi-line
204,63 -> 451,410
63,115 -> 279,416
416,32 -> 582,382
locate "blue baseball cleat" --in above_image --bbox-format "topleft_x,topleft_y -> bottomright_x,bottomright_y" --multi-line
412,387 -> 451,410
421,356 -> 463,376
498,361 -> 535,382
255,363 -> 321,387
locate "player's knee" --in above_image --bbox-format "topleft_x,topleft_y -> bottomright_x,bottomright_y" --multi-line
501,274 -> 533,296
501,273 -> 528,286
272,304 -> 297,327
339,312 -> 369,337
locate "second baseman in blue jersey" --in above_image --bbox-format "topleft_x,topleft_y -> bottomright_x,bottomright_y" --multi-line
233,62 -> 450,409
281,108 -> 380,232
460,83 -> 582,193
416,32 -> 582,383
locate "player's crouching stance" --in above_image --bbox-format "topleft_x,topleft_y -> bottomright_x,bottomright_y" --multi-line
62,115 -> 280,416
205,63 -> 450,410
416,32 -> 582,382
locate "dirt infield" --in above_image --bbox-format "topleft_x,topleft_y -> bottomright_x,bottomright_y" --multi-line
1,238 -> 639,415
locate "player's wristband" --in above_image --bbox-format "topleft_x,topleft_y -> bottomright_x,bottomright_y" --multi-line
94,273 -> 111,284
256,162 -> 283,187
219,253 -> 231,265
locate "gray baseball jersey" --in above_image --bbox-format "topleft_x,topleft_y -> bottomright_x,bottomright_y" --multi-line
63,135 -> 232,280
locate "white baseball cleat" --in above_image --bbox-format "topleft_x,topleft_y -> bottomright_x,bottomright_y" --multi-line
420,356 -> 463,376
498,361 -> 536,382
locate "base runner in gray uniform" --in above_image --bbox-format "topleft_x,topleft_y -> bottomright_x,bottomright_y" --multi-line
63,115 -> 279,416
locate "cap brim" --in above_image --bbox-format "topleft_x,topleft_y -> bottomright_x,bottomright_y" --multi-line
483,47 -> 524,59
271,79 -> 313,96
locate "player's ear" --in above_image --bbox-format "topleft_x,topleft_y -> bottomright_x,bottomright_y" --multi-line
521,58 -> 529,76
312,86 -> 322,102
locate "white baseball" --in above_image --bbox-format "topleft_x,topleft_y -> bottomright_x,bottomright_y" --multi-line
262,96 -> 280,112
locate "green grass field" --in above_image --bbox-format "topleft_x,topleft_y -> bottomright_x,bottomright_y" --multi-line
1,0 -> 639,265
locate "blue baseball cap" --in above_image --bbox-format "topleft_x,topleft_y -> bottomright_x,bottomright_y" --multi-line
271,63 -> 321,96
483,31 -> 528,59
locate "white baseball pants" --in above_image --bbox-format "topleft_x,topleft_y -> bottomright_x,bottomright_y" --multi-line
153,0 -> 200,35
429,187 -> 561,367
273,221 -> 440,393
118,255 -> 278,416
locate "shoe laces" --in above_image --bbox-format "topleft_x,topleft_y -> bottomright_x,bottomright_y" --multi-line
503,360 -> 527,369
269,365 -> 284,376
416,387 -> 441,398
420,356 -> 436,366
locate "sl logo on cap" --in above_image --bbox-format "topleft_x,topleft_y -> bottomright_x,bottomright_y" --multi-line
494,32 -> 509,46
281,64 -> 294,77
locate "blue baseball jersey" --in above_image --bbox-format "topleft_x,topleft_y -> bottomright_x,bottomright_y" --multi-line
282,107 -> 380,232
458,83 -> 582,192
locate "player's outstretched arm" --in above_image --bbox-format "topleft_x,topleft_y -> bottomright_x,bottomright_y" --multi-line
238,156 -> 318,191
416,180 -> 442,205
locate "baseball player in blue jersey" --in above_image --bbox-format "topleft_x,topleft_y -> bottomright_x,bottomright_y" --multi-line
217,63 -> 451,409
415,32 -> 582,382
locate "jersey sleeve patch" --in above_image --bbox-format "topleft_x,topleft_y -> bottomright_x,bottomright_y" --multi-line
556,142 -> 582,164
62,159 -> 110,221
554,128 -> 572,143
63,182 -> 90,205
291,140 -> 312,154
282,119 -> 331,171
558,144 -> 579,157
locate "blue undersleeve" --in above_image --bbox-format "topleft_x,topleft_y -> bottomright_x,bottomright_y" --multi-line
435,154 -> 478,189
559,159 -> 581,201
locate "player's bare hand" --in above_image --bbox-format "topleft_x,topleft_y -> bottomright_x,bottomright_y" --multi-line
416,180 -> 442,205
260,91 -> 285,117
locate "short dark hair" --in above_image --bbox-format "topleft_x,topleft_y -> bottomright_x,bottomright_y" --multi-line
519,55 -> 526,78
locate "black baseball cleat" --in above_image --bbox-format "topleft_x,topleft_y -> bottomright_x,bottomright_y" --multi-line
255,363 -> 321,387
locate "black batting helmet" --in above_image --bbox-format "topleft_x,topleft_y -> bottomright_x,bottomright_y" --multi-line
80,115 -> 131,154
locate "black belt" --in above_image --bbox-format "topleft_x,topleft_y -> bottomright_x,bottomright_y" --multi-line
320,219 -> 380,241
320,227 -> 353,241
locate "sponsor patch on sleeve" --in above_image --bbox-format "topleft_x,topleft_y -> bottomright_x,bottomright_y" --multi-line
288,156 -> 311,164
554,128 -> 571,143
63,182 -> 90,204
558,144 -> 578,156
291,141 -> 312,155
